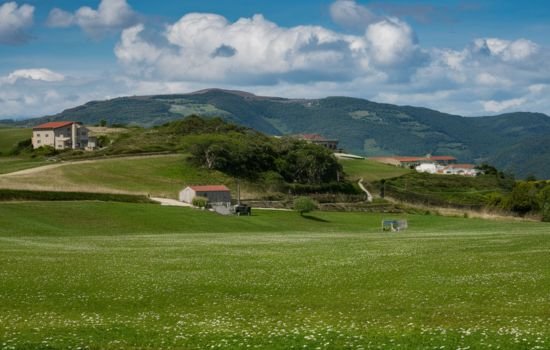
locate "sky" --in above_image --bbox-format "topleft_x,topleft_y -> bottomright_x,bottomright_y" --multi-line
1,0 -> 550,119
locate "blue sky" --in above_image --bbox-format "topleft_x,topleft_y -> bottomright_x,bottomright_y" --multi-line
1,0 -> 550,118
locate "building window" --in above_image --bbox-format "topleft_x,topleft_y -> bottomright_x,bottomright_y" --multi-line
45,134 -> 49,137
36,133 -> 40,137
37,140 -> 41,144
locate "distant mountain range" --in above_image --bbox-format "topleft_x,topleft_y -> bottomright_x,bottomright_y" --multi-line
16,89 -> 550,179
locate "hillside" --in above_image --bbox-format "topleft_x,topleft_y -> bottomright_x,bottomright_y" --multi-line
19,89 -> 550,178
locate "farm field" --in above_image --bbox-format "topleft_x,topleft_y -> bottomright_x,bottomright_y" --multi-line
340,158 -> 411,182
0,155 -> 235,198
0,127 -> 31,155
0,201 -> 549,349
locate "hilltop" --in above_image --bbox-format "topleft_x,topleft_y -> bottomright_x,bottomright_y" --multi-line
15,88 -> 550,178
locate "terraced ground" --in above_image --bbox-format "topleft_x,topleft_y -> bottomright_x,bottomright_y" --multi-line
0,201 -> 549,349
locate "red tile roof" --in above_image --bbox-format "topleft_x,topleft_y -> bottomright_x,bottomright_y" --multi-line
33,121 -> 75,130
189,185 -> 230,192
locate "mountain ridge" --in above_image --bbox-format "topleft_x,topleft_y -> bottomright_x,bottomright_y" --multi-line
17,89 -> 550,179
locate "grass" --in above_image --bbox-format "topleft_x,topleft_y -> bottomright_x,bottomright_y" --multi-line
382,172 -> 511,208
0,154 -> 236,198
0,157 -> 48,175
0,201 -> 549,349
341,158 -> 411,182
0,127 -> 31,155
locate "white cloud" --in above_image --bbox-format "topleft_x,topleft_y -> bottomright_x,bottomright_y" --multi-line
482,98 -> 526,113
2,69 -> 65,84
46,8 -> 75,28
0,2 -> 34,45
365,18 -> 418,65
472,38 -> 538,62
330,0 -> 378,30
47,0 -> 138,38
117,13 -> 370,83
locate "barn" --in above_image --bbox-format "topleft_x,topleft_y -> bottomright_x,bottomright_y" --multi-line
179,185 -> 231,205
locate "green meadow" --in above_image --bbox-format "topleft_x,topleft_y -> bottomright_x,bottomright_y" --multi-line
339,158 -> 411,182
0,127 -> 31,155
0,201 -> 549,349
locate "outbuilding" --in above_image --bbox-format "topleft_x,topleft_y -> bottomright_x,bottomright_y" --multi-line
179,185 -> 231,205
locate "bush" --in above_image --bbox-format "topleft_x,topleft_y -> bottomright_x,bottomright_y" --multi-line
293,196 -> 318,215
32,145 -> 58,157
192,196 -> 208,208
8,138 -> 32,155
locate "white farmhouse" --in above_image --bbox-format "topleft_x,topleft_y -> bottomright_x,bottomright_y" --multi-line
32,121 -> 91,150
415,162 -> 439,174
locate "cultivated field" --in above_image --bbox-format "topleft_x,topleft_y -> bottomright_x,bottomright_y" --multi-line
340,159 -> 411,182
0,202 -> 548,349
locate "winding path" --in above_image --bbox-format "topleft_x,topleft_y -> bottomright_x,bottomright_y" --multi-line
358,178 -> 373,202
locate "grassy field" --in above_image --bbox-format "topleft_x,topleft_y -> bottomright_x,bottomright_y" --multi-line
0,155 -> 236,198
0,155 -> 410,199
0,201 -> 549,349
0,127 -> 31,155
341,159 -> 411,182
0,157 -> 49,175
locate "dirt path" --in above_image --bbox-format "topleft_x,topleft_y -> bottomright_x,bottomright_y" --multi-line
0,154 -> 179,178
151,197 -> 192,207
358,178 -> 373,202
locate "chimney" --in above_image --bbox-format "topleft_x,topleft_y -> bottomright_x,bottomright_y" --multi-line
71,123 -> 77,149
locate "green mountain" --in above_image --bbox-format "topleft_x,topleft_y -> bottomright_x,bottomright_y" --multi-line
22,88 -> 550,178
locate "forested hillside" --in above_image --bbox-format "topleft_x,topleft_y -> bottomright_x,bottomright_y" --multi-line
20,89 -> 550,178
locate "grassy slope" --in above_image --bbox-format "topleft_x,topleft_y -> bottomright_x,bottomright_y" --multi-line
0,202 -> 549,349
0,155 -> 408,198
0,155 -> 233,198
0,127 -> 31,155
0,157 -> 48,175
340,158 -> 411,182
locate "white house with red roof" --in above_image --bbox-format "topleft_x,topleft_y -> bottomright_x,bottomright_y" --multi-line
179,185 -> 232,205
32,121 -> 92,150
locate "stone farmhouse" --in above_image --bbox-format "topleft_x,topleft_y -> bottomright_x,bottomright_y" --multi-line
32,121 -> 95,150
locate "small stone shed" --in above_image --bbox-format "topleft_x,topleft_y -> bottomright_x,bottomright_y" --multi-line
179,185 -> 231,205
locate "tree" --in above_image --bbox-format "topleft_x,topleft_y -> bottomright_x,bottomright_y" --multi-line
99,119 -> 107,127
509,181 -> 539,215
293,196 -> 318,216
538,185 -> 550,222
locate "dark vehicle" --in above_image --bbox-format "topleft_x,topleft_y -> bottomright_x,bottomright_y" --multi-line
232,204 -> 251,216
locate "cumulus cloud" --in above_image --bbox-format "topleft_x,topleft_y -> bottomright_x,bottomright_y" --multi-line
0,2 -> 34,45
330,0 -> 378,30
2,69 -> 65,84
472,38 -> 538,62
0,68 -> 129,118
47,0 -> 138,38
115,12 -> 426,85
365,18 -> 419,66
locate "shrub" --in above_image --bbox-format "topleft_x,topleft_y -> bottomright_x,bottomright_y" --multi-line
293,196 -> 318,216
192,196 -> 208,208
